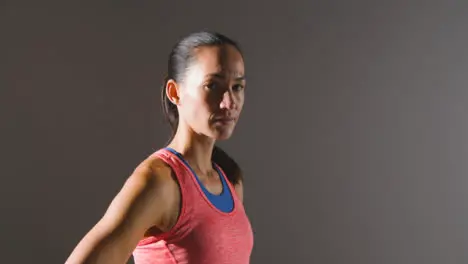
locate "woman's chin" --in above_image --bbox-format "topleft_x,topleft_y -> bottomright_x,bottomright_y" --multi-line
211,127 -> 235,141
215,134 -> 232,141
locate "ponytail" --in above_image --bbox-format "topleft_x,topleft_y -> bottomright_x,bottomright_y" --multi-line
212,146 -> 243,185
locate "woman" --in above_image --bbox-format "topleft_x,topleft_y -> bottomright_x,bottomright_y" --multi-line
65,31 -> 253,264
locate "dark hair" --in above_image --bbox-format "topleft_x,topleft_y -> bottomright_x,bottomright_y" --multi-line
161,31 -> 243,185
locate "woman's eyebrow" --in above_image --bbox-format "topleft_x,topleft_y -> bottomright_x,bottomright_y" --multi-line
205,72 -> 246,81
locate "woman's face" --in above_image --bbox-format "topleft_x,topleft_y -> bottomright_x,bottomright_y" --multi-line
176,44 -> 246,140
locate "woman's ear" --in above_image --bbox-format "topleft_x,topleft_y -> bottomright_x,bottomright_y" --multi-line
166,79 -> 180,105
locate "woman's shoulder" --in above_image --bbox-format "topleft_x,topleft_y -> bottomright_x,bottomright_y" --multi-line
133,152 -> 176,187
119,154 -> 180,224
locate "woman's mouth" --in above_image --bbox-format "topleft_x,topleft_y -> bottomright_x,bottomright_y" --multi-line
214,117 -> 236,124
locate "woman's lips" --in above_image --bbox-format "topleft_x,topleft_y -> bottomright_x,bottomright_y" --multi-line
214,117 -> 236,123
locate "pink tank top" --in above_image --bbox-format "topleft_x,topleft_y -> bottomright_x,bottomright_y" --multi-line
132,148 -> 254,264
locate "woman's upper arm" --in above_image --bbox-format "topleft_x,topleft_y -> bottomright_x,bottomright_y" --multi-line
65,162 -> 173,264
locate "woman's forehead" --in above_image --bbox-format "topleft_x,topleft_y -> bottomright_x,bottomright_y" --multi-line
193,45 -> 245,74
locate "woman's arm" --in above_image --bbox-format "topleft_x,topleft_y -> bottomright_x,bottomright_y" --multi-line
65,161 -> 175,264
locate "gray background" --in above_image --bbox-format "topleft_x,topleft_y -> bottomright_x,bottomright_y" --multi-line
2,1 -> 468,263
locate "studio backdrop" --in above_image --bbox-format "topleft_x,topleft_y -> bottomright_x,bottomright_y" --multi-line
2,1 -> 468,263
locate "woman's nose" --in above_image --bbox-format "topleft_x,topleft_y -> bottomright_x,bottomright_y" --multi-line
220,90 -> 236,110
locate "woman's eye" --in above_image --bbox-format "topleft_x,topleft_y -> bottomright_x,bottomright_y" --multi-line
205,83 -> 217,90
233,84 -> 244,91
205,82 -> 244,92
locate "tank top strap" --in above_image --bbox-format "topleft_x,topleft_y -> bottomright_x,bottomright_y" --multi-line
150,148 -> 192,187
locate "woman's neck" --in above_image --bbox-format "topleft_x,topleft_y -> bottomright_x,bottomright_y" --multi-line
167,125 -> 215,176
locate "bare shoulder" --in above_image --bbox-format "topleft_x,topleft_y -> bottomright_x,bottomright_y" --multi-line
124,155 -> 179,214
130,155 -> 174,190
99,155 -> 176,229
119,156 -> 173,204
